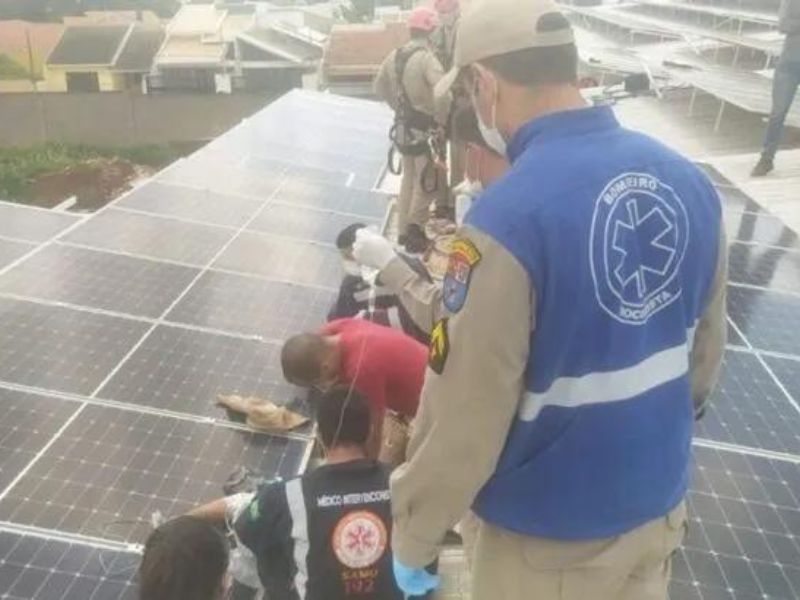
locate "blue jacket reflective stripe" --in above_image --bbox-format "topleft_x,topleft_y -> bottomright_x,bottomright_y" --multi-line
467,106 -> 722,540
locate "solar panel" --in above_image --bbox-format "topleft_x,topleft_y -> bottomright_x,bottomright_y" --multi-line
725,212 -> 800,250
671,445 -> 800,600
0,531 -> 138,600
728,285 -> 800,355
0,244 -> 200,318
0,298 -> 149,396
727,319 -> 747,347
728,242 -> 800,293
695,351 -> 800,455
717,186 -> 766,215
0,90 -> 395,597
63,209 -> 236,266
762,356 -> 800,408
0,389 -> 80,491
242,155 -> 351,187
247,203 -> 381,244
167,270 -> 337,339
275,179 -> 390,219
0,404 -> 307,543
5,90 -> 799,599
0,203 -> 81,244
213,232 -> 343,288
0,238 -> 34,272
116,181 -> 266,228
96,325 -> 302,419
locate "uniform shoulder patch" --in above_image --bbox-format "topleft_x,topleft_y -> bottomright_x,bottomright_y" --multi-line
429,319 -> 450,375
442,238 -> 482,314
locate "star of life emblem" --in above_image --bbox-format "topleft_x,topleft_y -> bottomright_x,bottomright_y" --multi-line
590,173 -> 689,325
332,510 -> 388,569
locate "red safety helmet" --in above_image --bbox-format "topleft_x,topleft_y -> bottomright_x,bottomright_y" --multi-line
434,0 -> 459,15
408,7 -> 439,33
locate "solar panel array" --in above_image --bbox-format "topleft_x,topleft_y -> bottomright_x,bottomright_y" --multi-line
0,90 -> 392,596
673,164 -> 800,600
1,92 -> 800,599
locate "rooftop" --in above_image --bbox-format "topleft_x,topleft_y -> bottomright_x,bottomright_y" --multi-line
46,24 -> 131,67
240,26 -> 323,64
114,27 -> 165,73
323,21 -> 408,77
46,23 -> 165,73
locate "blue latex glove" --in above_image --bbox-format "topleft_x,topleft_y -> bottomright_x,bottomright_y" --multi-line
393,559 -> 440,597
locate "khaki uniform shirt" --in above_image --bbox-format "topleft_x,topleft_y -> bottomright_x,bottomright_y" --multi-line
374,39 -> 451,126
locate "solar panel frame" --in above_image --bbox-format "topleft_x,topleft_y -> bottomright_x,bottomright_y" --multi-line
695,351 -> 800,455
0,404 -> 308,544
167,269 -> 337,340
0,531 -> 139,600
0,244 -> 201,319
0,298 -> 150,396
61,209 -> 237,266
0,238 -> 35,272
728,243 -> 800,293
116,181 -> 267,229
727,285 -> 800,355
96,324 -> 306,420
212,231 -> 344,288
0,203 -> 82,244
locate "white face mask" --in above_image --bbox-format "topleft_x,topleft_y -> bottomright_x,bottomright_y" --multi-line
473,70 -> 507,157
342,259 -> 362,277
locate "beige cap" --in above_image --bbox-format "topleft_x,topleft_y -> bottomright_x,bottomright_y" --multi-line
435,0 -> 574,98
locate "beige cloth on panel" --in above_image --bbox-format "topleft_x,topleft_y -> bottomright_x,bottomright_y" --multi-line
379,411 -> 411,469
217,395 -> 309,432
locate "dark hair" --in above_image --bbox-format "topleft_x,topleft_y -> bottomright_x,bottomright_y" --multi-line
281,333 -> 329,385
478,14 -> 576,88
452,106 -> 495,153
139,517 -> 228,600
316,387 -> 372,448
336,223 -> 366,250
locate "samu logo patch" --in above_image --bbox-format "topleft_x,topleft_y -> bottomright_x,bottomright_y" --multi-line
589,173 -> 689,325
443,238 -> 482,314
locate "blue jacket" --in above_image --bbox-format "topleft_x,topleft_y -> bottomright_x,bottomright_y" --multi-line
468,106 -> 722,540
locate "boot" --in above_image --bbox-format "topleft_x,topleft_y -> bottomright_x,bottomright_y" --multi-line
434,205 -> 455,221
403,224 -> 429,254
751,154 -> 774,177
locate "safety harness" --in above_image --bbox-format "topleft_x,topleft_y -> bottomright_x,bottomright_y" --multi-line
388,45 -> 437,174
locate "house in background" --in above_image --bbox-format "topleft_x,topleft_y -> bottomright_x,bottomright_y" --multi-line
320,20 -> 408,97
150,3 -> 253,93
0,20 -> 65,91
43,23 -> 165,92
62,10 -> 162,27
150,2 -> 323,95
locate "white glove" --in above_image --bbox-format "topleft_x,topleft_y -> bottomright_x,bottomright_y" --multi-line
353,228 -> 397,271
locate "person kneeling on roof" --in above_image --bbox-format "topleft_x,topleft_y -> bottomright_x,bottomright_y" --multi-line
332,223 -> 432,344
281,318 -> 426,466
171,389 -> 428,600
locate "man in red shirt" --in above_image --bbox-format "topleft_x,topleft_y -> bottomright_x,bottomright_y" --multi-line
281,318 -> 428,461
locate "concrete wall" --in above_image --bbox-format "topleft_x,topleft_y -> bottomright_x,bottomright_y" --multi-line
42,66 -> 68,92
98,70 -> 124,92
0,91 -> 276,147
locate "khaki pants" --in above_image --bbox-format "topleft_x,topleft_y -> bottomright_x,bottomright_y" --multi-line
399,153 -> 440,233
471,503 -> 687,600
